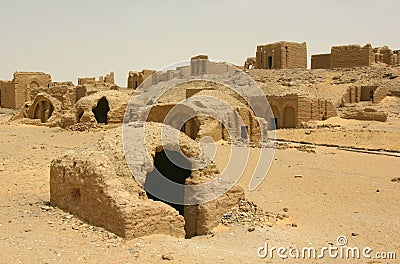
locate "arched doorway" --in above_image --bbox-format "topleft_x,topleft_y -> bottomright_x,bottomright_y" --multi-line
30,81 -> 40,89
33,99 -> 54,123
144,149 -> 192,216
283,106 -> 296,128
92,97 -> 110,124
270,105 -> 280,129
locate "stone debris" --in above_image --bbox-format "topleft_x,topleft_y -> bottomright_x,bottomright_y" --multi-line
221,199 -> 287,228
275,142 -> 316,153
161,253 -> 174,261
36,201 -> 124,247
391,177 -> 400,183
65,122 -> 102,132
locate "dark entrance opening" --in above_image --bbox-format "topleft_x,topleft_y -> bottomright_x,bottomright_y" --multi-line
369,90 -> 375,101
268,56 -> 273,69
144,149 -> 191,216
77,111 -> 84,123
241,126 -> 248,139
92,97 -> 110,124
360,86 -> 377,102
270,118 -> 278,129
33,100 -> 54,123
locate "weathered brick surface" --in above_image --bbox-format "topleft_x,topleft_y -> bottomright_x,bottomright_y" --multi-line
311,54 -> 331,69
256,41 -> 307,69
331,44 -> 375,68
0,72 -> 51,109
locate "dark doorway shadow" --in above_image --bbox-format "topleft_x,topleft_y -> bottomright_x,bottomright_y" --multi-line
144,149 -> 191,216
92,97 -> 110,124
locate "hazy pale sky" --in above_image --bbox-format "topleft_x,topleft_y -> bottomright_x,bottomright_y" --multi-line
1,0 -> 399,86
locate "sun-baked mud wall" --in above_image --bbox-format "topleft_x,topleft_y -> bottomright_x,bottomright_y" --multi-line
256,42 -> 307,69
13,72 -> 51,108
31,86 -> 87,110
342,85 -> 387,104
331,44 -> 375,68
298,97 -> 337,125
267,95 -> 336,128
0,81 -> 15,108
267,95 -> 298,128
285,42 -> 307,69
311,54 -> 331,69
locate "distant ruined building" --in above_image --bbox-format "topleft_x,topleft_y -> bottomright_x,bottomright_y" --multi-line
244,41 -> 307,70
78,72 -> 115,86
0,72 -> 51,109
127,69 -> 155,89
311,44 -> 400,69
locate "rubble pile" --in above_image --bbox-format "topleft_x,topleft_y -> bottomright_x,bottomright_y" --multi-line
221,200 -> 289,228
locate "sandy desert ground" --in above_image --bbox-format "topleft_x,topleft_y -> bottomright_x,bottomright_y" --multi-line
0,112 -> 399,264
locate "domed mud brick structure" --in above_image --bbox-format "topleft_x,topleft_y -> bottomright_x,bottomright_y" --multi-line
50,122 -> 245,239
60,90 -> 130,127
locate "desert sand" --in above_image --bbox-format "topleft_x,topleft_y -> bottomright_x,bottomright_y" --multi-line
0,111 -> 398,264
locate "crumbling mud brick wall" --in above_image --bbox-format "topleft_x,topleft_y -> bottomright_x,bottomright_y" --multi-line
341,84 -> 388,104
267,94 -> 336,128
60,90 -> 130,127
341,108 -> 388,122
311,54 -> 331,69
191,55 -> 209,76
78,72 -> 115,86
256,41 -> 307,69
331,44 -> 375,68
297,97 -> 337,124
31,85 -> 87,110
26,93 -> 62,124
145,89 -> 262,143
127,70 -> 155,89
50,123 -> 244,239
0,72 -> 51,109
244,57 -> 256,70
14,72 -> 52,108
0,81 -> 16,108
374,46 -> 399,65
